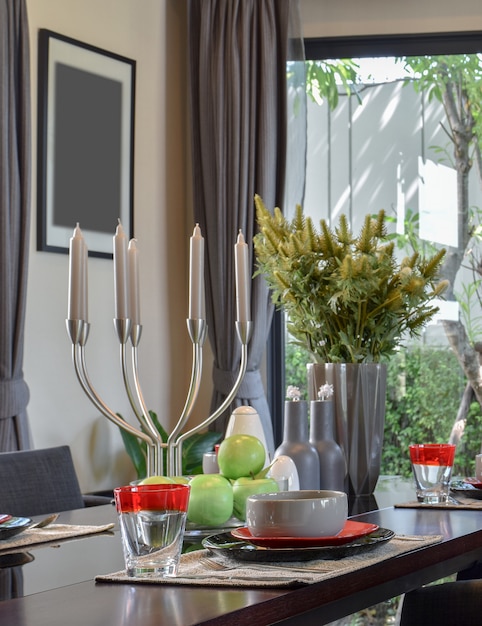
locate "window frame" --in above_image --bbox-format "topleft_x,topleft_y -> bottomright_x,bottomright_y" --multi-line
268,30 -> 482,447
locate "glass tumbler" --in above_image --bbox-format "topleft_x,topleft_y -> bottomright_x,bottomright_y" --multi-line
114,483 -> 190,578
409,443 -> 456,504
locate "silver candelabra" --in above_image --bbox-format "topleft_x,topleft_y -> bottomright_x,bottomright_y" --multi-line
66,315 -> 252,477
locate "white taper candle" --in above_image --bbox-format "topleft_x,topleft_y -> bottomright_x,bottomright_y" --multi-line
81,239 -> 88,323
68,223 -> 84,320
113,220 -> 129,319
235,230 -> 251,323
189,224 -> 205,319
128,238 -> 140,325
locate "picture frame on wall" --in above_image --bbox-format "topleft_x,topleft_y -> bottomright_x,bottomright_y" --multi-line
37,29 -> 136,258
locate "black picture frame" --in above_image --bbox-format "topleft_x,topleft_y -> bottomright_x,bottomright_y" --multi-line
37,29 -> 136,258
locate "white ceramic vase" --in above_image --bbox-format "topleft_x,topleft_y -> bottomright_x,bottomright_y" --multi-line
224,406 -> 270,467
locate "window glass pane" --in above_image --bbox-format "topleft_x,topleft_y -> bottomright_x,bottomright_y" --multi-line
278,45 -> 482,478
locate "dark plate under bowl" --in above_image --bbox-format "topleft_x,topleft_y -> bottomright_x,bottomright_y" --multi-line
202,527 -> 395,562
0,517 -> 32,541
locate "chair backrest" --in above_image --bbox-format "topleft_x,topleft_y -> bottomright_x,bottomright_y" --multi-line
0,446 -> 85,517
400,580 -> 482,625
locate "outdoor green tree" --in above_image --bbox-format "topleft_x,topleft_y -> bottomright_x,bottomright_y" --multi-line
305,54 -> 482,446
400,54 -> 482,443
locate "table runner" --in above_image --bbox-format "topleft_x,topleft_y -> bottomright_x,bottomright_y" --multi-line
0,523 -> 115,555
96,533 -> 442,589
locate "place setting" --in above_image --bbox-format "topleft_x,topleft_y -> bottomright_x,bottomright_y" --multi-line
96,486 -> 442,589
0,512 -> 115,555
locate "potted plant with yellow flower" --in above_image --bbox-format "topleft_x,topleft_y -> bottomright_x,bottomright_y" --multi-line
253,195 -> 448,496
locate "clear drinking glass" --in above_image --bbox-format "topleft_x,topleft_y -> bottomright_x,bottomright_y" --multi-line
475,454 -> 482,481
409,444 -> 456,504
114,483 -> 190,578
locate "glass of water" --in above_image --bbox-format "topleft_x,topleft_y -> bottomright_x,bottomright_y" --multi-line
114,483 -> 190,578
409,444 -> 456,504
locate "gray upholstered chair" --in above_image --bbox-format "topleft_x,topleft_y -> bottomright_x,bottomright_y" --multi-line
399,581 -> 482,625
0,445 -> 111,517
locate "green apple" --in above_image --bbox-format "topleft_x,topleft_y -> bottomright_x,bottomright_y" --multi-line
232,476 -> 279,521
139,475 -> 174,485
187,474 -> 234,526
217,434 -> 266,480
170,476 -> 190,484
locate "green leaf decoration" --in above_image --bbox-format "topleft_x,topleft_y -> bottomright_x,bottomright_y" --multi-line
118,420 -> 146,479
181,431 -> 222,475
118,410 -> 222,480
254,462 -> 274,479
148,410 -> 168,442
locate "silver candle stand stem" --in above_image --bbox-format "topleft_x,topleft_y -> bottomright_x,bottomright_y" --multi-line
114,318 -> 165,476
66,318 -> 158,476
172,320 -> 252,476
166,319 -> 207,476
130,342 -> 166,476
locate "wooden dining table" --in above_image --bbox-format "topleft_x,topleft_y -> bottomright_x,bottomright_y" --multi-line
1,477 -> 482,625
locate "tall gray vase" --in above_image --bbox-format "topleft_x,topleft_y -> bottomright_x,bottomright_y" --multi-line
274,400 -> 320,490
309,400 -> 346,492
307,363 -> 387,497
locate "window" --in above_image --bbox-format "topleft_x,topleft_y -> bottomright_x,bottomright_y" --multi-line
268,33 -> 482,475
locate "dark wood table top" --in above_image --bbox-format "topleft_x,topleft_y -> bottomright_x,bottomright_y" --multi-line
1,480 -> 482,625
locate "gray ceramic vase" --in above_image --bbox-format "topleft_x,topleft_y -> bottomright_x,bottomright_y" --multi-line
307,363 -> 387,497
274,400 -> 320,490
309,400 -> 347,492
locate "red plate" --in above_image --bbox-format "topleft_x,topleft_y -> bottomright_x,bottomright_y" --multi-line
0,514 -> 12,525
464,477 -> 482,489
231,520 -> 379,549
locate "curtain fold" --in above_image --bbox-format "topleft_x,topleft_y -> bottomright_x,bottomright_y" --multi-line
0,0 -> 32,450
188,0 -> 305,455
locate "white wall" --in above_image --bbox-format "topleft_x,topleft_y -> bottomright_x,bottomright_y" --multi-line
22,0 -> 482,492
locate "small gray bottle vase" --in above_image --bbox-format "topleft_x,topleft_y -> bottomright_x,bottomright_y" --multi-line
309,400 -> 346,492
274,400 -> 320,490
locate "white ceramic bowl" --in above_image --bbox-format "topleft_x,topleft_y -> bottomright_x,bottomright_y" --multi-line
245,490 -> 348,538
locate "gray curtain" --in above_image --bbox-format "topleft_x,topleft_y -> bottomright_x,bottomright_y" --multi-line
0,0 -> 31,450
188,0 -> 305,455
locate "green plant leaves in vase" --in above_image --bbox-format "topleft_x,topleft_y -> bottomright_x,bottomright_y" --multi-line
253,195 -> 449,363
118,410 -> 222,479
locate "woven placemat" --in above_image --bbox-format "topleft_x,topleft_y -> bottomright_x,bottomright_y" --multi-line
96,533 -> 442,589
0,523 -> 115,554
395,497 -> 482,510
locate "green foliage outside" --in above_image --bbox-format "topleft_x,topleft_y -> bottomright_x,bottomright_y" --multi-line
285,341 -> 482,478
304,59 -> 360,110
383,346 -> 482,477
400,54 -> 482,148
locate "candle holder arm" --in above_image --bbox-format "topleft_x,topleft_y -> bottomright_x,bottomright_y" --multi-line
131,341 -> 166,476
114,319 -> 165,476
173,321 -> 252,475
166,319 -> 207,475
66,319 -> 157,476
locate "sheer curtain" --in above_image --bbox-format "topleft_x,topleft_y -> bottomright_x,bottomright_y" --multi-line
0,0 -> 31,451
188,0 -> 306,454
